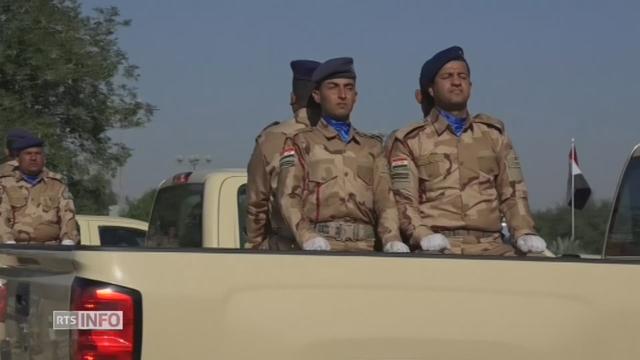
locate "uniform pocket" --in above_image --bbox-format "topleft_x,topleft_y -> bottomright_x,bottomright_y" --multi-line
356,164 -> 373,186
41,195 -> 60,212
6,188 -> 27,208
308,159 -> 336,183
478,154 -> 499,176
417,153 -> 447,179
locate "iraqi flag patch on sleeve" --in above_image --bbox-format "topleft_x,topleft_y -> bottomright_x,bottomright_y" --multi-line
390,157 -> 410,182
279,147 -> 296,168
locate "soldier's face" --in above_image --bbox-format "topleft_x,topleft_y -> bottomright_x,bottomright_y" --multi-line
17,147 -> 45,176
312,78 -> 357,121
429,60 -> 471,111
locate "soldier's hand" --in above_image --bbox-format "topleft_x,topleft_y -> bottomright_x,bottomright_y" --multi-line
420,234 -> 450,252
302,237 -> 331,251
383,240 -> 410,253
516,235 -> 547,253
61,239 -> 76,246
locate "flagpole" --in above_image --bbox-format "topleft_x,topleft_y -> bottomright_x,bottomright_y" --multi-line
571,138 -> 575,242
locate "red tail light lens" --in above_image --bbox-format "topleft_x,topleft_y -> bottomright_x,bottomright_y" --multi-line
0,279 -> 7,322
172,172 -> 192,184
71,278 -> 142,360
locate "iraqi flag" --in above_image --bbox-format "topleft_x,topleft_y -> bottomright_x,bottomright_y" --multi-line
567,144 -> 592,209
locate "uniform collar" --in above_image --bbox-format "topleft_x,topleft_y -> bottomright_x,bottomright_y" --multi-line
15,168 -> 52,184
317,118 -> 360,144
427,107 -> 471,136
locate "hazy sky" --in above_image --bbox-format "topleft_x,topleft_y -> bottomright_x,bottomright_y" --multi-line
83,0 -> 640,209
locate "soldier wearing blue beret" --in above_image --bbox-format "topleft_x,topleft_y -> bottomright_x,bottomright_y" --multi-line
277,57 -> 406,253
387,46 -> 547,255
0,130 -> 79,245
246,59 -> 322,250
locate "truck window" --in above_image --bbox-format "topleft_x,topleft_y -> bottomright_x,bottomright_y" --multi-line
146,184 -> 204,248
605,155 -> 640,256
237,184 -> 248,248
99,226 -> 146,247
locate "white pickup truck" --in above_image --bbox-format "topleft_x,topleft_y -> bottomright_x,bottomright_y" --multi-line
0,145 -> 637,360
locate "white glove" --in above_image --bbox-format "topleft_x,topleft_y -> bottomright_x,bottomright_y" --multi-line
302,237 -> 331,251
420,233 -> 450,251
61,239 -> 76,246
516,235 -> 547,253
3,240 -> 16,244
383,240 -> 410,253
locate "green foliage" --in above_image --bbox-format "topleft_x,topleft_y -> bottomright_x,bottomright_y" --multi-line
0,0 -> 154,214
533,200 -> 611,255
120,188 -> 156,221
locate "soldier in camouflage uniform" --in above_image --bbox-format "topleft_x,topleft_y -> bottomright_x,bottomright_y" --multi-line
246,60 -> 321,250
0,132 -> 79,244
277,57 -> 407,252
388,46 -> 546,255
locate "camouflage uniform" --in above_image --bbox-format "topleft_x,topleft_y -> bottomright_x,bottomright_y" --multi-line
0,160 -> 17,176
277,118 -> 401,251
388,108 -> 536,255
246,108 -> 313,250
0,168 -> 80,244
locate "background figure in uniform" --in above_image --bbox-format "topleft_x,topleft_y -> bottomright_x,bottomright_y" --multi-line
388,46 -> 546,255
278,57 -> 408,252
0,129 -> 29,176
0,131 -> 79,244
246,59 -> 321,250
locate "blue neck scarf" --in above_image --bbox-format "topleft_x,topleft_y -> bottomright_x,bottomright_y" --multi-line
324,116 -> 352,143
438,109 -> 467,137
23,174 -> 42,187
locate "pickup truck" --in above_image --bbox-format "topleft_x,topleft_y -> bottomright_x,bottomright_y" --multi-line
0,145 -> 638,360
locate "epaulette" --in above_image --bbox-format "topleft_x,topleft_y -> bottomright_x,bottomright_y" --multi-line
473,113 -> 505,133
44,169 -> 66,183
291,126 -> 314,137
356,130 -> 384,143
260,121 -> 280,132
394,121 -> 427,140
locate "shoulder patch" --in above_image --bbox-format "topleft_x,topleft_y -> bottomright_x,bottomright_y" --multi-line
394,121 -> 427,140
473,113 -> 505,133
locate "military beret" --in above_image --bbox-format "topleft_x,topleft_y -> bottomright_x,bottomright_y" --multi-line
290,60 -> 321,81
7,129 -> 44,153
419,46 -> 469,90
312,57 -> 356,84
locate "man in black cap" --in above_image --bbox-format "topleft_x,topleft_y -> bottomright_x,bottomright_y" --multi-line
277,57 -> 407,252
0,129 -> 29,176
0,132 -> 79,245
388,46 -> 546,255
246,60 -> 321,250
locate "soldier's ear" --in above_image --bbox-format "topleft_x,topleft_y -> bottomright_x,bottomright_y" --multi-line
414,89 -> 422,105
311,88 -> 321,104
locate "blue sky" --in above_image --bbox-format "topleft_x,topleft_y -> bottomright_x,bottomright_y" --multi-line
83,0 -> 640,209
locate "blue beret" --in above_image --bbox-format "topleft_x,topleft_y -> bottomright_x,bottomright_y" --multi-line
7,129 -> 44,153
312,57 -> 356,84
419,46 -> 468,90
290,60 -> 321,81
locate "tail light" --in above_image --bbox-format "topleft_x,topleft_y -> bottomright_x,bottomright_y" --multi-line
71,278 -> 142,360
0,279 -> 7,322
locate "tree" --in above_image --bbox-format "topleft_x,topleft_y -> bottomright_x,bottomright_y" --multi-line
0,0 -> 154,214
533,200 -> 612,255
120,188 -> 156,221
